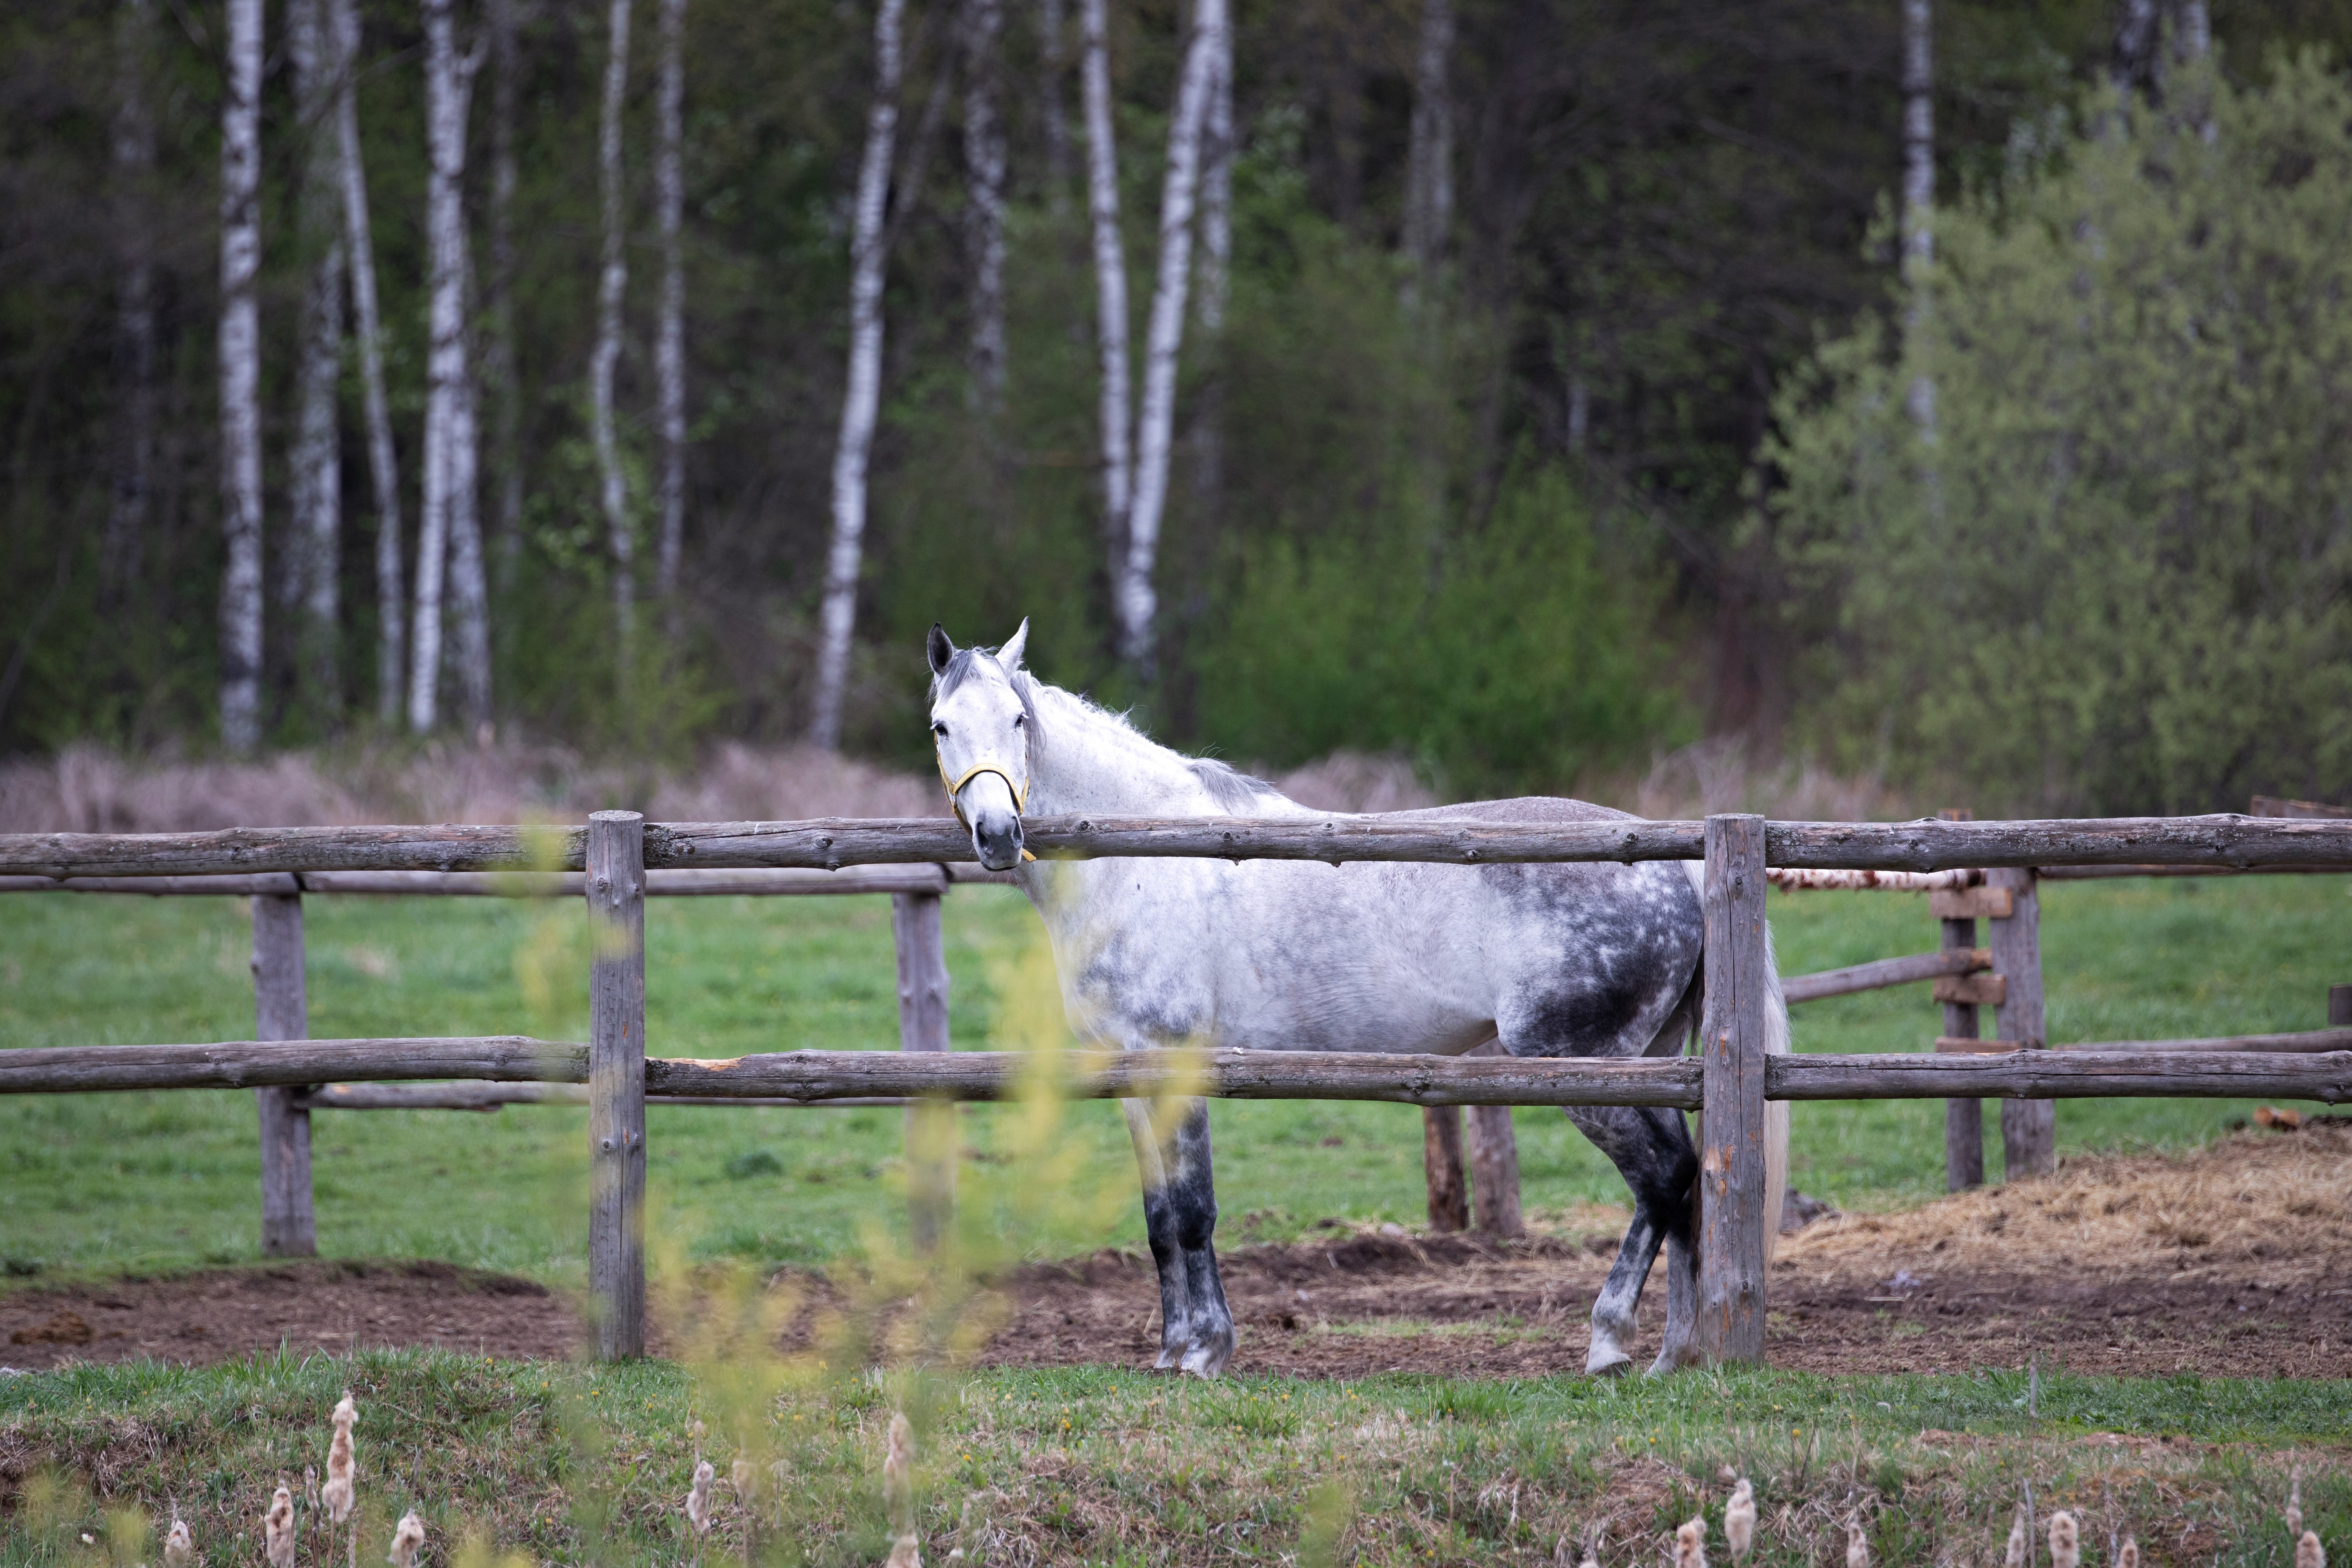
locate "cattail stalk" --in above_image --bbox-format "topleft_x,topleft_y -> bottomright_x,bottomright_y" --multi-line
883,1411 -> 919,1568
2298,1532 -> 2326,1568
388,1511 -> 425,1568
2049,1510 -> 2079,1568
2288,1472 -> 2304,1540
2117,1536 -> 2139,1568
1676,1517 -> 1708,1568
266,1483 -> 297,1568
163,1519 -> 194,1568
1724,1479 -> 1756,1563
1846,1519 -> 1871,1568
325,1392 -> 358,1523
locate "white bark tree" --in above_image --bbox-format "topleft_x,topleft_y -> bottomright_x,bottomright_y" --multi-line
1079,0 -> 1134,615
1117,0 -> 1224,672
105,0 -> 157,599
1401,0 -> 1452,283
655,0 -> 688,606
334,0 -> 408,726
1188,9 -> 1230,508
486,0 -> 524,586
411,0 -> 485,732
964,0 -> 1008,408
592,0 -> 637,666
1902,0 -> 1935,439
290,0 -> 347,716
808,0 -> 907,751
217,0 -> 265,755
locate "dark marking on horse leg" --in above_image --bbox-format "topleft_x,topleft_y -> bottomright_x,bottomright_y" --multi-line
1564,1104 -> 1699,1376
1164,1099 -> 1235,1377
1122,1100 -> 1192,1369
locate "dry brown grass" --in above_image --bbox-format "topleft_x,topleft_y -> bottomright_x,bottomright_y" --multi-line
1780,1124 -> 2352,1288
0,739 -> 944,831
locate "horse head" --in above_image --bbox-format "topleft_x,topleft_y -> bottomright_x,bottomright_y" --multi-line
926,619 -> 1034,871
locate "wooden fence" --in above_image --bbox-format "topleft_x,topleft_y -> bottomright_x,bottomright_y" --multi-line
4,809 -> 2350,1368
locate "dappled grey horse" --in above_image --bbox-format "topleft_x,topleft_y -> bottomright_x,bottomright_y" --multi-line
926,621 -> 1788,1377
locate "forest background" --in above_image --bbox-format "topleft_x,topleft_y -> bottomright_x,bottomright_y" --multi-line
2,0 -> 2349,818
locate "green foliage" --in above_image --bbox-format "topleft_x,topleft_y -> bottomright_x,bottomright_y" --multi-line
1768,53 -> 2352,813
1191,463 -> 1688,795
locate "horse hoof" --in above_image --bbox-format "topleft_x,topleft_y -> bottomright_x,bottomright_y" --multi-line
1587,1352 -> 1634,1378
1643,1348 -> 1696,1377
1180,1327 -> 1236,1379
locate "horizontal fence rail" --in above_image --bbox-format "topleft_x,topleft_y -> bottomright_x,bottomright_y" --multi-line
8,1039 -> 2345,1107
7,812 -> 2352,880
0,866 -> 962,898
1783,948 -> 1987,1005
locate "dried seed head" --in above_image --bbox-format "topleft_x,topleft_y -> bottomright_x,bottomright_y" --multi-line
1676,1516 -> 1709,1568
731,1458 -> 759,1501
884,1413 -> 916,1537
163,1519 -> 195,1568
1724,1479 -> 1757,1563
2288,1473 -> 2305,1541
2048,1510 -> 2079,1568
2298,1532 -> 2326,1568
1846,1519 -> 1871,1568
685,1459 -> 717,1536
2117,1536 -> 2139,1568
324,1431 -> 357,1523
884,1533 -> 922,1568
266,1484 -> 298,1568
387,1511 -> 425,1568
2005,1510 -> 2027,1568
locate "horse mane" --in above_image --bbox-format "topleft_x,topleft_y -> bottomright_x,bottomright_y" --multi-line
1015,671 -> 1287,812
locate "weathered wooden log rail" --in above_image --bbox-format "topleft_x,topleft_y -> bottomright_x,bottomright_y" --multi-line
9,1040 -> 2343,1107
5,807 -> 2349,1370
5,810 -> 2352,879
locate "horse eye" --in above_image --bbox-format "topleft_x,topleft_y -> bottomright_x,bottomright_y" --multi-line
1013,713 -> 1025,728
932,721 -> 948,737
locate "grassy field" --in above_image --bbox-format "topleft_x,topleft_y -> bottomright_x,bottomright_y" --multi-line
0,874 -> 2345,1285
3,1349 -> 2346,1567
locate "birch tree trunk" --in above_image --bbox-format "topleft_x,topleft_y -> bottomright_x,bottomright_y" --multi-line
808,0 -> 907,752
447,287 -> 493,728
290,0 -> 347,719
1117,0 -> 1223,673
592,0 -> 637,673
655,0 -> 687,607
964,0 -> 1008,410
1038,0 -> 1070,207
1187,11 -> 1230,512
1080,0 -> 1134,625
104,0 -> 158,601
217,0 -> 265,756
1401,0 -> 1452,284
412,0 -> 482,732
486,0 -> 524,590
334,0 -> 407,726
1901,0 -> 1935,440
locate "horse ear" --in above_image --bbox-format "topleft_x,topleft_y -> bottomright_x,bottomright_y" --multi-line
996,618 -> 1030,673
927,623 -> 957,676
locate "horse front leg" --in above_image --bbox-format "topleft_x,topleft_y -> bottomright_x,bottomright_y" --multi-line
1165,1098 -> 1235,1376
1120,1099 -> 1193,1370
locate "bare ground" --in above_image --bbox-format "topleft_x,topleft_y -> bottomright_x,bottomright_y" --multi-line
7,1127 -> 2348,1379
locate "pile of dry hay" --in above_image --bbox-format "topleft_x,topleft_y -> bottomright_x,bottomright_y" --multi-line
1780,1123 -> 2352,1287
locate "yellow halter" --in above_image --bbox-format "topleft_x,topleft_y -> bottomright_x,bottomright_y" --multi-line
937,758 -> 1037,861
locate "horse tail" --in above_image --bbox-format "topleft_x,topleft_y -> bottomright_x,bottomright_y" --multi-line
1760,923 -> 1792,1263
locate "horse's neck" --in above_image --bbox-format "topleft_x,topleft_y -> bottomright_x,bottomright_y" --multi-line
1025,682 -> 1284,819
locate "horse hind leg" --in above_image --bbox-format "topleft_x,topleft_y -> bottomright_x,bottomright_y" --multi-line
1121,1098 -> 1194,1370
1164,1098 -> 1236,1377
1564,1104 -> 1700,1377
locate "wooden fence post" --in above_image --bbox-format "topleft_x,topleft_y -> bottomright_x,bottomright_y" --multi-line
1421,1108 -> 1468,1232
1697,812 -> 1769,1365
1934,808 -> 1984,1191
1989,866 -> 2053,1178
2328,984 -> 2351,1029
1465,1037 -> 1523,1237
892,889 -> 955,1251
252,889 -> 315,1257
587,810 -> 647,1359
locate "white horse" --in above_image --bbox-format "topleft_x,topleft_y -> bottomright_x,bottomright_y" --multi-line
926,621 -> 1789,1377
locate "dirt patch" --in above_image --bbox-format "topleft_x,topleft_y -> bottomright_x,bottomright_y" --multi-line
0,1260 -> 580,1371
7,1130 -> 2348,1379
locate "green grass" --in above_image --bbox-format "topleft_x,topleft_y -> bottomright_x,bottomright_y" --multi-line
3,1353 -> 2346,1566
0,875 -> 2346,1284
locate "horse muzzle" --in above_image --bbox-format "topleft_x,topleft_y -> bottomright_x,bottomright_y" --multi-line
971,809 -> 1027,872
